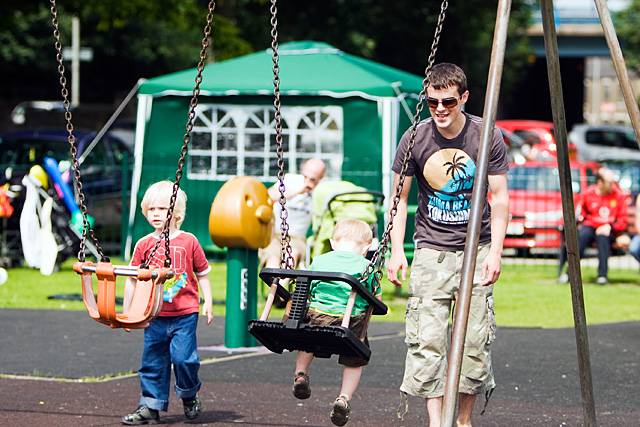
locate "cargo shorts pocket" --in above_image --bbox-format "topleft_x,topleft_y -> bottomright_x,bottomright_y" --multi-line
460,288 -> 493,382
404,297 -> 421,346
486,295 -> 496,346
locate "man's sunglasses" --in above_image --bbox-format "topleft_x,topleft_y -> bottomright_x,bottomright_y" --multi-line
426,97 -> 459,109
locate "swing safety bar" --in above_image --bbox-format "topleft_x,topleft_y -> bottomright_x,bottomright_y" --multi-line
259,268 -> 387,316
76,264 -> 165,279
73,261 -> 173,329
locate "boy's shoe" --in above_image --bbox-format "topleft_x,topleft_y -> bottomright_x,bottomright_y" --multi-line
557,273 -> 569,284
183,396 -> 202,420
121,406 -> 159,425
330,395 -> 351,426
292,372 -> 311,399
596,276 -> 608,286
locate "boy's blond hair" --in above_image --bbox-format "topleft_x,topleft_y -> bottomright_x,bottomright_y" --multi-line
332,219 -> 373,245
141,181 -> 187,228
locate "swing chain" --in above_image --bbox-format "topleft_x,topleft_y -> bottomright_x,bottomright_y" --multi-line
362,0 -> 449,285
145,0 -> 217,268
49,0 -> 107,262
270,0 -> 296,270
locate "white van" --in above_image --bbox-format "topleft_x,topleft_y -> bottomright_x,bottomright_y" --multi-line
569,124 -> 640,162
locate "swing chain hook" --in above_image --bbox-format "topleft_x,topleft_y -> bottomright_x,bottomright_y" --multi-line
49,0 -> 107,262
270,0 -> 296,270
362,0 -> 449,284
145,0 -> 217,269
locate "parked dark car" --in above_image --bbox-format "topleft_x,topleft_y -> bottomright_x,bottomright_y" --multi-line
0,129 -> 132,252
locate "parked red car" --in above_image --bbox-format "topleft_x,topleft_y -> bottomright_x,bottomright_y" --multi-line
505,160 -> 600,255
497,119 -> 577,161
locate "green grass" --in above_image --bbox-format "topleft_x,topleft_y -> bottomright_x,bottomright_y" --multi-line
0,260 -> 638,328
495,264 -> 640,327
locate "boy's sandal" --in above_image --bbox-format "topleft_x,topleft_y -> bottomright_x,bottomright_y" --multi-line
292,371 -> 311,400
330,395 -> 351,426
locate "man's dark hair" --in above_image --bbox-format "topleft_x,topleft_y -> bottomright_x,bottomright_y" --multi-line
429,63 -> 468,95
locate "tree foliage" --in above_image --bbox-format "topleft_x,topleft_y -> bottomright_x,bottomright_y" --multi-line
229,0 -> 532,114
0,0 -> 253,100
0,0 -> 531,109
616,0 -> 640,75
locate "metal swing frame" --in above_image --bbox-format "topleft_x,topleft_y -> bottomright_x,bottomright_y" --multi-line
441,1 -> 640,425
48,0 -> 216,329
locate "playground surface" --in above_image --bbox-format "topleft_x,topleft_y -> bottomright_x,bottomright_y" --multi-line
0,308 -> 638,426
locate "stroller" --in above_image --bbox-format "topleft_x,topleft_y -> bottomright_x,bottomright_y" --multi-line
260,180 -> 384,306
0,168 -> 99,271
308,180 -> 384,264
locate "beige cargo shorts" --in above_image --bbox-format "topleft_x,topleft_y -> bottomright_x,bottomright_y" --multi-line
400,245 -> 496,398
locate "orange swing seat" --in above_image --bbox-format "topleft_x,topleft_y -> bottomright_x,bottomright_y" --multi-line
73,261 -> 173,329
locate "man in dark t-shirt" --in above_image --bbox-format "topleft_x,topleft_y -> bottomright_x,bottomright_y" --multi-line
387,63 -> 509,427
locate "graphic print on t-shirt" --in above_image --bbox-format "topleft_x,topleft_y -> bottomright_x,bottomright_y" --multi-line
148,245 -> 188,272
423,148 -> 476,225
163,272 -> 188,303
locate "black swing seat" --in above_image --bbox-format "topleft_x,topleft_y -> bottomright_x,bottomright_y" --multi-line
248,268 -> 387,361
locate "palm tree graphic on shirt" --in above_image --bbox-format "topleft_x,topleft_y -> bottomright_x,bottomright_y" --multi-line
442,152 -> 471,192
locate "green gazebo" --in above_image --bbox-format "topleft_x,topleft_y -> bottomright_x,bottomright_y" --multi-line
124,41 -> 422,257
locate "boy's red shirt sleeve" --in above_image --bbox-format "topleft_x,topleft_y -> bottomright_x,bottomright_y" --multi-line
192,239 -> 210,275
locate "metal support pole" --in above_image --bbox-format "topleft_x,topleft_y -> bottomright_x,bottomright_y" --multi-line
540,1 -> 598,426
593,0 -> 640,143
78,79 -> 144,165
440,1 -> 511,425
225,247 -> 258,348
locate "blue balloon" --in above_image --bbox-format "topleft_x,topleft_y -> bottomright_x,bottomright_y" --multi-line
43,156 -> 80,215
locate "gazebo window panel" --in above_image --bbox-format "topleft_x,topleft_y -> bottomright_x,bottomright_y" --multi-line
268,156 -> 288,177
191,133 -> 211,150
188,105 -> 343,180
189,155 -> 212,178
245,156 -> 265,176
216,133 -> 237,151
216,156 -> 237,175
245,133 -> 265,152
269,133 -> 290,152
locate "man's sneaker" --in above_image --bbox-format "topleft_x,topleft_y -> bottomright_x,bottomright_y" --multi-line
557,273 -> 569,284
292,372 -> 311,399
330,395 -> 351,426
121,406 -> 159,425
596,276 -> 608,286
183,396 -> 202,420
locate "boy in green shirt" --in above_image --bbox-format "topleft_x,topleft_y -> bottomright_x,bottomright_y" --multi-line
292,219 -> 381,426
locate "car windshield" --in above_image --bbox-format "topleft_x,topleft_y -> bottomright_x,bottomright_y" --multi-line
508,165 -> 581,192
513,129 -> 554,146
0,138 -> 70,167
585,128 -> 639,150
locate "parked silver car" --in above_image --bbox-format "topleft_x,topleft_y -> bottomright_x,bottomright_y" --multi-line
569,124 -> 640,162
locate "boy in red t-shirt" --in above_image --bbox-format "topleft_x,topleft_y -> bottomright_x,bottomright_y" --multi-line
121,181 -> 213,425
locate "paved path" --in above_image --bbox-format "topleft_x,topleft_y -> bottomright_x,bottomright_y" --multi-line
0,309 -> 638,426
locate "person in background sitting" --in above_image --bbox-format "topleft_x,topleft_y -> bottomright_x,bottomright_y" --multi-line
558,168 -> 628,285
